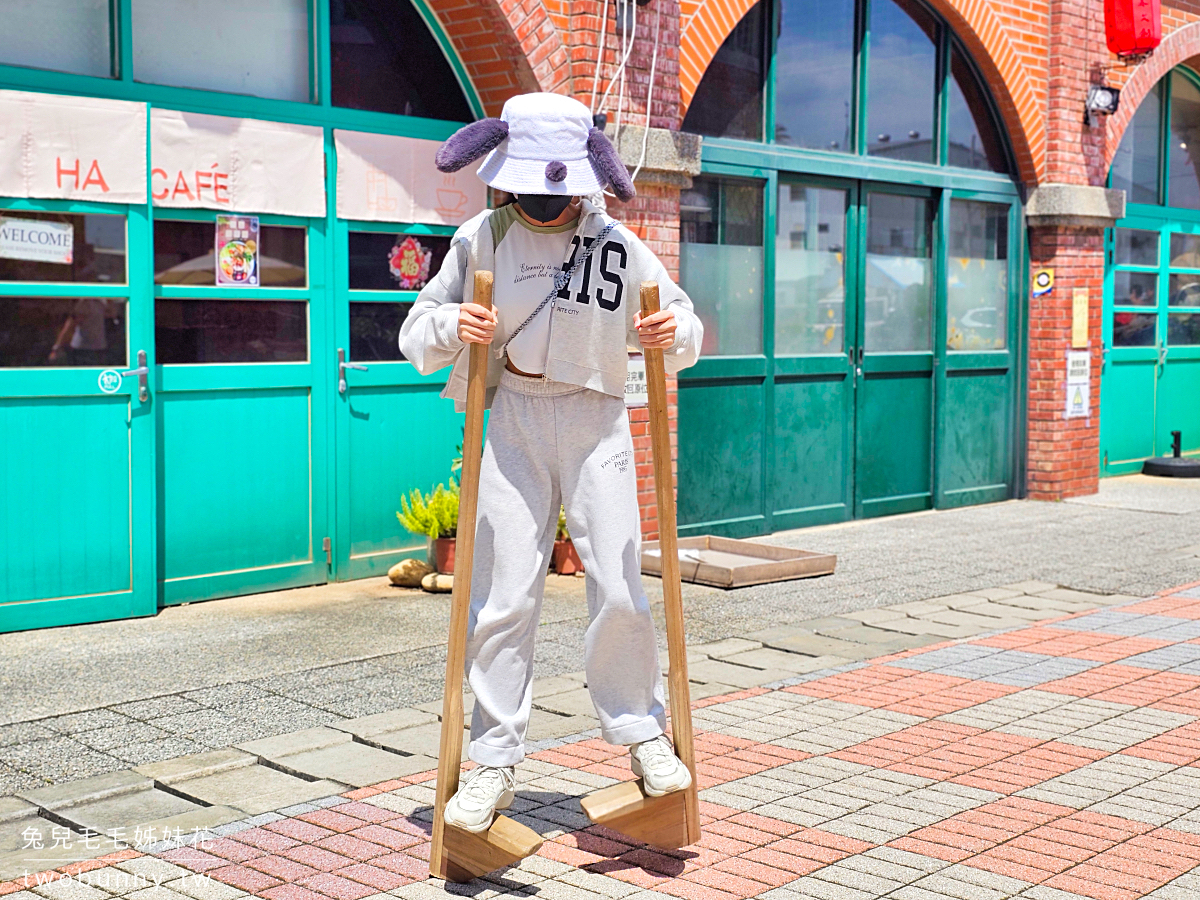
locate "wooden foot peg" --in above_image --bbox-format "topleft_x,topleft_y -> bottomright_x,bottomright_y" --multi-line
439,818 -> 544,883
580,781 -> 694,850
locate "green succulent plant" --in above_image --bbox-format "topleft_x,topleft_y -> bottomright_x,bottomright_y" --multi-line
397,479 -> 460,540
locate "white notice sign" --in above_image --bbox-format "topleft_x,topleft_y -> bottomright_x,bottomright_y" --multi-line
0,218 -> 73,264
1065,349 -> 1090,419
625,353 -> 648,408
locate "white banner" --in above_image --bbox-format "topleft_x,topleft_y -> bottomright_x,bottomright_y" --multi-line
0,90 -> 146,204
334,129 -> 486,226
0,217 -> 74,264
151,109 -> 325,217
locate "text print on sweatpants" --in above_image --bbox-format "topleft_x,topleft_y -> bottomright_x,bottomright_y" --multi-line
399,201 -> 704,765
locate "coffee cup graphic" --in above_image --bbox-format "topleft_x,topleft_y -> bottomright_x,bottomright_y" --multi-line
435,189 -> 468,218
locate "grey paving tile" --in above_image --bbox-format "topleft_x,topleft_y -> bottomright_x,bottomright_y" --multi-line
1119,643 -> 1200,670
1048,611 -> 1193,636
984,656 -> 1100,688
882,645 -> 1001,673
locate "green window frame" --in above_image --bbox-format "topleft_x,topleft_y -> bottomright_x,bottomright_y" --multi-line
1108,64 -> 1200,212
0,0 -> 482,136
690,0 -> 1017,181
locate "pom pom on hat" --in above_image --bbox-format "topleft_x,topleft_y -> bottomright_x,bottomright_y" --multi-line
545,160 -> 568,183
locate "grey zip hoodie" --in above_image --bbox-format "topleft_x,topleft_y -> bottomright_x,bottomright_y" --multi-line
398,199 -> 703,410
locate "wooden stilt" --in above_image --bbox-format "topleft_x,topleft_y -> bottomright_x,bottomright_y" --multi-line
430,271 -> 544,882
579,281 -> 702,850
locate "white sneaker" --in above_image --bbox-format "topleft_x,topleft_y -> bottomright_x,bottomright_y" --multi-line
444,765 -> 516,833
629,735 -> 693,797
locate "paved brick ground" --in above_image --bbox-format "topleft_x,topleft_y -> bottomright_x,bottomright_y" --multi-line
5,584 -> 1200,900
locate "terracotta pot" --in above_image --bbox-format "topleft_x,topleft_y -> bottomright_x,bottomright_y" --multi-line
552,539 -> 583,575
432,537 -> 456,574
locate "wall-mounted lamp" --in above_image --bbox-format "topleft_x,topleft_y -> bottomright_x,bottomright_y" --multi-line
1085,84 -> 1120,126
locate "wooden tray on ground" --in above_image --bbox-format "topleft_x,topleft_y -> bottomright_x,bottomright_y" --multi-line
641,535 -> 836,589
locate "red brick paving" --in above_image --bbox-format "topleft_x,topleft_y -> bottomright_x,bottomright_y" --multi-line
8,589 -> 1200,900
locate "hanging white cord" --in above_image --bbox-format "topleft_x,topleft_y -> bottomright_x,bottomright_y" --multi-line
597,0 -> 637,114
590,0 -> 610,113
630,5 -> 661,184
614,0 -> 636,132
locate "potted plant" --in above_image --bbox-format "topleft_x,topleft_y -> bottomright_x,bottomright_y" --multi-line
552,505 -> 583,575
397,479 -> 460,574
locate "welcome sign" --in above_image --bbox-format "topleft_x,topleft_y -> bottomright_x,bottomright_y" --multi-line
0,217 -> 74,264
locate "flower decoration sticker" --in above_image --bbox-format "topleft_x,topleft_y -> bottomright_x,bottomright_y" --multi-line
216,215 -> 260,286
388,235 -> 432,289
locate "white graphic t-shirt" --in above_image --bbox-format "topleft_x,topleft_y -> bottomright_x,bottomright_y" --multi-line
489,203 -> 578,374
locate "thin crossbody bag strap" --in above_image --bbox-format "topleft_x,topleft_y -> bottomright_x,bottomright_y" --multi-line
495,221 -> 618,360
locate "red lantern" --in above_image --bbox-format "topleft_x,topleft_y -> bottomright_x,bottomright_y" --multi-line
1105,0 -> 1162,58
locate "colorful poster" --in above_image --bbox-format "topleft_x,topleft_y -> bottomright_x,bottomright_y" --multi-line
215,215 -> 260,286
388,235 -> 433,289
0,217 -> 74,264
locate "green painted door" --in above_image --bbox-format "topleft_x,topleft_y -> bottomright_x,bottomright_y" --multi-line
152,211 -> 331,604
678,173 -> 1020,538
1102,217 -> 1200,472
331,221 -> 466,580
854,188 -> 936,517
772,178 -> 858,529
0,201 -> 157,630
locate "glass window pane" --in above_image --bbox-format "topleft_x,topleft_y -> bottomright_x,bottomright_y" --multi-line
679,176 -> 763,356
1169,232 -> 1200,267
773,0 -> 854,151
0,298 -> 126,368
947,48 -> 1008,172
946,200 -> 1007,350
348,232 -> 451,290
867,0 -> 937,162
864,193 -> 932,351
775,183 -> 847,355
1113,311 -> 1156,346
1170,272 -> 1200,306
0,0 -> 111,78
1169,71 -> 1200,210
0,212 -> 126,284
1114,271 -> 1158,306
350,302 -> 412,361
682,3 -> 766,140
330,0 -> 473,121
133,0 -> 310,102
1116,228 -> 1159,266
156,300 -> 307,363
1111,83 -> 1161,205
1168,312 -> 1200,344
154,221 -> 307,287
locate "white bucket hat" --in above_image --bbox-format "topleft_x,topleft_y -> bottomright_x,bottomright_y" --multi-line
434,92 -> 635,201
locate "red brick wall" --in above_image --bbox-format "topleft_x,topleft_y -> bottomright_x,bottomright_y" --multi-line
610,182 -> 684,541
1026,227 -> 1104,499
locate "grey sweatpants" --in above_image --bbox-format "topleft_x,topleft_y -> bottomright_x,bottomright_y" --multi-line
465,368 -> 667,767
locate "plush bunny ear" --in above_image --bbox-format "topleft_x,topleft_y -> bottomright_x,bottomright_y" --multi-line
435,118 -> 509,173
586,127 -> 636,202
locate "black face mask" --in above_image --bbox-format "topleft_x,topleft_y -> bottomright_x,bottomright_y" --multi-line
515,193 -> 573,224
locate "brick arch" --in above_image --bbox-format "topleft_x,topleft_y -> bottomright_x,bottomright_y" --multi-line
679,0 -> 1041,186
1103,22 -> 1200,173
679,0 -> 759,110
424,0 -> 572,117
929,0 -> 1042,186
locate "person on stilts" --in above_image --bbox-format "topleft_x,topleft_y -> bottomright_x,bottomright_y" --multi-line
400,92 -> 704,833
